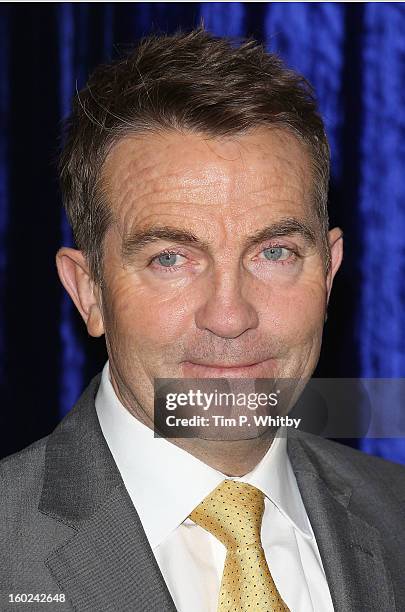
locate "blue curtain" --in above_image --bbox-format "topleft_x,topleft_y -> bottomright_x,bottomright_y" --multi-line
1,2 -> 405,463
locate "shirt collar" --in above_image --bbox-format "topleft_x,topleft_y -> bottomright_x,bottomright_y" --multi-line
237,431 -> 313,539
95,360 -> 312,549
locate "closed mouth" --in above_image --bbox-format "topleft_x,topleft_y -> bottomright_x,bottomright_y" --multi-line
185,361 -> 265,369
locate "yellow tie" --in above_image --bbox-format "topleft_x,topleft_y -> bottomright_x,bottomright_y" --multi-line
189,480 -> 290,612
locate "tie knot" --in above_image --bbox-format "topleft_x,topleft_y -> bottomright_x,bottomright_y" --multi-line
189,480 -> 265,550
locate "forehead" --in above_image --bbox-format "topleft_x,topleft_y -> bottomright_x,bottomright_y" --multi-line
101,128 -> 314,227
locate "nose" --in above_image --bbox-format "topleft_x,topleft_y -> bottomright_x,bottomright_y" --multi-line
194,269 -> 259,339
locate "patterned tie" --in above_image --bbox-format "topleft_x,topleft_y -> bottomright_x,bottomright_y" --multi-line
189,480 -> 290,612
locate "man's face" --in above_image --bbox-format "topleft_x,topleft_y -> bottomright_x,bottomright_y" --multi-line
59,128 -> 343,425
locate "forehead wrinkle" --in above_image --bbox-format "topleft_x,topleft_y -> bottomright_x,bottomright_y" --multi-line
108,138 -> 277,198
110,176 -> 242,227
101,140 -> 176,215
136,165 -> 308,210
101,129 -> 316,238
107,154 -> 242,216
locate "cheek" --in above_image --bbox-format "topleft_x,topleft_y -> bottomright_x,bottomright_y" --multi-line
105,277 -> 193,347
261,276 -> 326,342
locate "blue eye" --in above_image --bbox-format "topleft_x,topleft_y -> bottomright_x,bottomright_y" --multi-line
157,252 -> 179,267
262,247 -> 290,261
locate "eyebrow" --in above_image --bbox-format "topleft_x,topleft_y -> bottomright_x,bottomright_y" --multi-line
121,217 -> 318,261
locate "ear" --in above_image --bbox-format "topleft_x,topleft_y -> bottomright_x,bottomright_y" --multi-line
55,247 -> 105,337
326,227 -> 344,305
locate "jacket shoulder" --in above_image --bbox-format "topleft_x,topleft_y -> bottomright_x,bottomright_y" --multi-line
0,435 -> 49,508
0,372 -> 103,503
293,431 -> 405,500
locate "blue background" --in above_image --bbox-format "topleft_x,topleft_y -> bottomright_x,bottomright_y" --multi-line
1,2 -> 405,462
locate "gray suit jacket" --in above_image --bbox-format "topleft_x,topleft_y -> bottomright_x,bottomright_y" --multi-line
1,372 -> 405,612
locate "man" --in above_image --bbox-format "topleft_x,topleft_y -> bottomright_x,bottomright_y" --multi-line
1,28 -> 405,612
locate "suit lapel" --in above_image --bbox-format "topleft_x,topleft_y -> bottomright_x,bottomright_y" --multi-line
44,484 -> 175,611
39,373 -> 176,612
287,432 -> 396,611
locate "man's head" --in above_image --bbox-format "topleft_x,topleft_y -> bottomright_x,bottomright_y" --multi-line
56,29 -> 343,430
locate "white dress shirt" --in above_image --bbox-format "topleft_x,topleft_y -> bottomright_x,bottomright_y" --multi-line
95,360 -> 334,612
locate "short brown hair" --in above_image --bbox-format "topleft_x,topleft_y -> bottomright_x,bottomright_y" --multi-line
59,28 -> 331,285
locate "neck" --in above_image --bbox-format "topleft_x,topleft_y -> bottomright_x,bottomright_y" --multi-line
169,434 -> 275,476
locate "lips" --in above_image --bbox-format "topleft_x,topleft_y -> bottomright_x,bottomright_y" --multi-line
187,360 -> 262,368
181,358 -> 277,378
